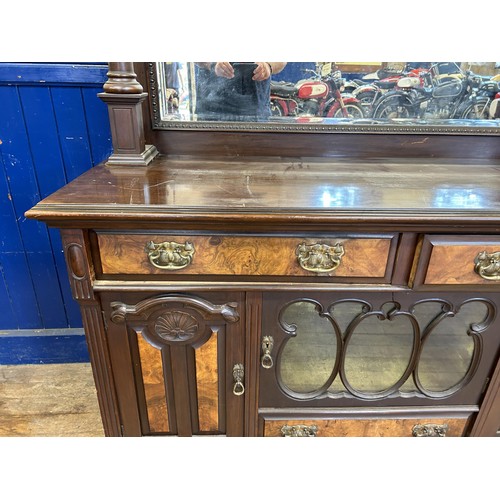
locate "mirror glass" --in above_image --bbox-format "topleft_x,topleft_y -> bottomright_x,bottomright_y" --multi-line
150,62 -> 500,134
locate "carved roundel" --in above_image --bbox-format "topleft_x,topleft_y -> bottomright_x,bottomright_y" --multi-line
66,243 -> 87,280
154,311 -> 199,341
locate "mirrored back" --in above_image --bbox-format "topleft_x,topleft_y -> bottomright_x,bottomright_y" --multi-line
148,62 -> 500,135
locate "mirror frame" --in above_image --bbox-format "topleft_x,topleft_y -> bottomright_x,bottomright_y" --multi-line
147,62 -> 500,136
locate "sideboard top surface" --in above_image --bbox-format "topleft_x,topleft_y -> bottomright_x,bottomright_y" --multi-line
26,155 -> 500,229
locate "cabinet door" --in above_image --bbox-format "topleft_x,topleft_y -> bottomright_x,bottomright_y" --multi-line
102,291 -> 245,436
259,291 -> 500,408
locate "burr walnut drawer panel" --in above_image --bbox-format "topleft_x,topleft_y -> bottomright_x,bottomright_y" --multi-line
413,235 -> 500,287
261,414 -> 473,437
96,232 -> 399,280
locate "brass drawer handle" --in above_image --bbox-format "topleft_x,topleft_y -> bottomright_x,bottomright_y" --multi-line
145,241 -> 195,270
261,336 -> 274,369
412,424 -> 448,437
474,251 -> 500,281
232,363 -> 245,396
281,424 -> 318,437
296,242 -> 345,273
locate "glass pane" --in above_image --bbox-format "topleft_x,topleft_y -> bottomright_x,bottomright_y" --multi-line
343,305 -> 416,393
279,301 -> 337,394
275,297 -> 492,401
414,301 -> 480,393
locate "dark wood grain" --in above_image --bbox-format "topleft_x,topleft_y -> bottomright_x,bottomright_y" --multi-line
26,157 -> 500,233
25,74 -> 500,438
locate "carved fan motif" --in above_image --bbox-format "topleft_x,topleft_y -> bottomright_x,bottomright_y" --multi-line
154,311 -> 199,341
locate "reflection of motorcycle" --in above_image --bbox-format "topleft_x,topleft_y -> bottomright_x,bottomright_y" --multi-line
354,63 -> 467,117
270,64 -> 364,119
488,72 -> 500,118
373,63 -> 490,120
361,64 -> 407,82
490,98 -> 500,118
353,67 -> 430,117
485,82 -> 500,118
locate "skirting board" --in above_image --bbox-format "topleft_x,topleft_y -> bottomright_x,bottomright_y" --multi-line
0,329 -> 90,365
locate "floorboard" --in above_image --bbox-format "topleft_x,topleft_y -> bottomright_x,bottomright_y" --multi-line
0,363 -> 104,437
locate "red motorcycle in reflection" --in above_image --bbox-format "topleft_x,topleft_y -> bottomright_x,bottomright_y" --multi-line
352,65 -> 432,117
270,64 -> 364,119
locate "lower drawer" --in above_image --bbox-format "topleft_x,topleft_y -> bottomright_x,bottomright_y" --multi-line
261,410 -> 474,437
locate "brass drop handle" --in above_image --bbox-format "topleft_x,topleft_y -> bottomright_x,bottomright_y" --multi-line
232,363 -> 245,396
474,250 -> 500,281
412,424 -> 448,437
261,336 -> 274,369
296,242 -> 345,273
281,424 -> 318,437
145,240 -> 195,270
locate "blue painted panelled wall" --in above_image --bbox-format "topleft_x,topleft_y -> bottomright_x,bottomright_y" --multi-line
0,63 -> 112,331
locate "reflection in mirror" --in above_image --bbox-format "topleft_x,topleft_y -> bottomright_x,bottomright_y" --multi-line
151,62 -> 500,132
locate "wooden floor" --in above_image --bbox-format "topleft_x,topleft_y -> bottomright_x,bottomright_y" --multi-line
0,363 -> 104,437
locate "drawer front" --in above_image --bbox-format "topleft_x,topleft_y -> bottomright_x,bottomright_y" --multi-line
414,235 -> 500,286
262,416 -> 471,437
97,232 -> 398,280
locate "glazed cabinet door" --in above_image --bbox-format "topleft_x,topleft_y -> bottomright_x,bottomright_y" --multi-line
258,291 -> 500,437
101,291 -> 246,436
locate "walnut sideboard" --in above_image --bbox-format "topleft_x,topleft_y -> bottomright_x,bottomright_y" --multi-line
26,155 -> 500,437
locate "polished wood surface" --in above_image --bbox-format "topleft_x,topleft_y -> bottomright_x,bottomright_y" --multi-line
24,153 -> 500,437
263,417 -> 470,437
422,236 -> 500,285
26,156 -> 500,230
97,233 -> 395,278
22,62 -> 500,438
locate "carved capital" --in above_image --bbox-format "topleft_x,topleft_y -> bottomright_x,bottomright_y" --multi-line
103,62 -> 143,94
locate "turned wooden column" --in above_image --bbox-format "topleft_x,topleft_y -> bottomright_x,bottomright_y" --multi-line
99,62 -> 158,166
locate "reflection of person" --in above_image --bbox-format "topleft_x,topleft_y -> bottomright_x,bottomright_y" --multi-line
195,62 -> 286,121
165,62 -> 184,94
163,62 -> 185,113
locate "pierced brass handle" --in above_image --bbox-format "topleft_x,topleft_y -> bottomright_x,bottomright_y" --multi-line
296,242 -> 345,273
145,240 -> 195,270
474,250 -> 500,281
281,424 -> 318,437
232,363 -> 245,396
412,424 -> 448,437
261,336 -> 274,369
